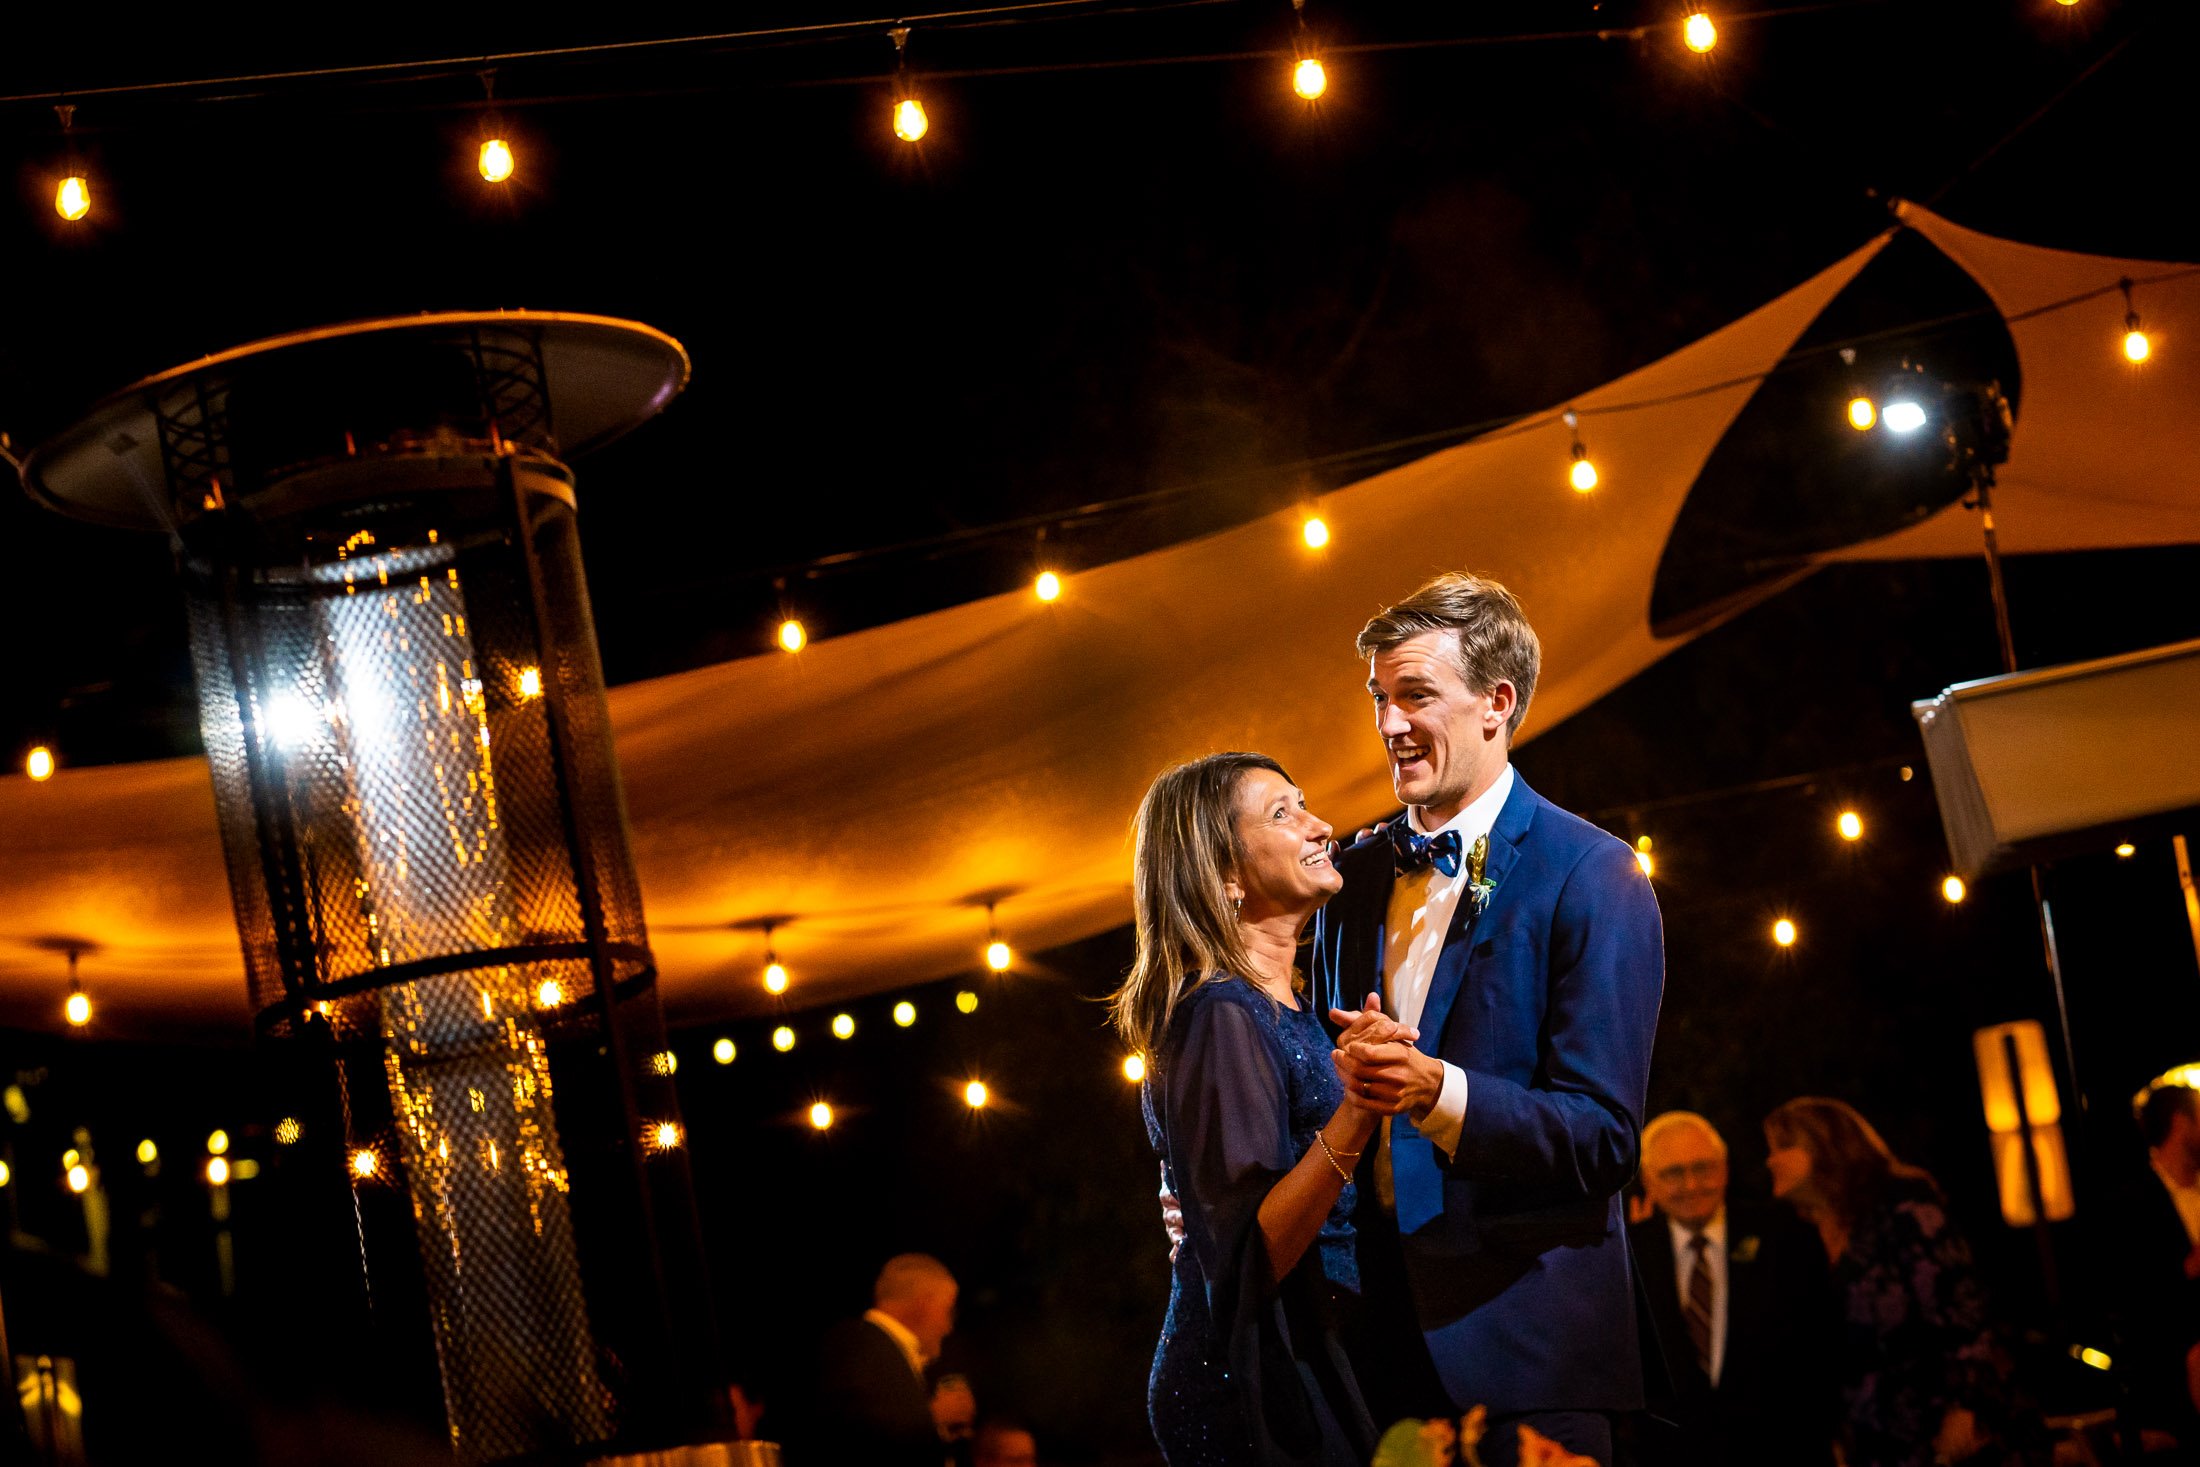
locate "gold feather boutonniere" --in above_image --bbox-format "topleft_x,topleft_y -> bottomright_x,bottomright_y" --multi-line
1465,834 -> 1495,916
1732,1235 -> 1761,1265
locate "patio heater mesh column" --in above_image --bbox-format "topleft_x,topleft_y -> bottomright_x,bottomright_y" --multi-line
21,317 -> 719,1464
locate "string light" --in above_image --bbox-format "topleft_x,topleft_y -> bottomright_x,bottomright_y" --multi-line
2121,279 -> 2151,363
2116,842 -> 2136,858
1683,11 -> 1717,52
1563,410 -> 1597,492
0,1161 -> 9,1187
25,746 -> 55,780
832,1012 -> 856,1039
964,1080 -> 990,1109
984,903 -> 1012,972
1034,570 -> 1062,602
1302,515 -> 1330,549
650,1049 -> 678,1075
52,106 -> 88,222
1882,398 -> 1928,433
713,1037 -> 736,1064
776,617 -> 807,653
350,1148 -> 380,1179
536,978 -> 564,1007
648,1120 -> 684,1151
1772,917 -> 1798,947
137,1139 -> 159,1164
274,1118 -> 302,1145
1123,1053 -> 1146,1083
1290,0 -> 1328,100
893,1000 -> 917,1027
764,924 -> 790,994
517,666 -> 543,699
66,1163 -> 91,1194
63,950 -> 89,1027
1942,875 -> 1967,904
772,1025 -> 796,1051
1634,835 -> 1655,878
478,138 -> 515,183
1836,810 -> 1864,841
808,1100 -> 835,1130
956,989 -> 980,1014
205,1157 -> 229,1186
890,28 -> 929,142
207,1129 -> 230,1156
1848,396 -> 1877,431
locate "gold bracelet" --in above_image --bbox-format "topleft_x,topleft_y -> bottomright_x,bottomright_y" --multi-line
1313,1132 -> 1352,1183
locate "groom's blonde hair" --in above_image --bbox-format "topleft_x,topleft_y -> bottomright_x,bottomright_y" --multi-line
1357,572 -> 1541,742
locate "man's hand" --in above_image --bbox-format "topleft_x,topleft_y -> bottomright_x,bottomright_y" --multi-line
1334,1037 -> 1445,1119
1326,992 -> 1418,1050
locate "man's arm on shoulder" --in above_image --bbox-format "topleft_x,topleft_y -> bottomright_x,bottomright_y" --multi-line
1448,838 -> 1664,1197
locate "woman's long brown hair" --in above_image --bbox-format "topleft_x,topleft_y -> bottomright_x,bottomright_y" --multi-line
1764,1095 -> 1937,1232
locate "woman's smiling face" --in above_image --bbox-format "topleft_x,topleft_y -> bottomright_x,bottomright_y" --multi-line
1229,767 -> 1341,918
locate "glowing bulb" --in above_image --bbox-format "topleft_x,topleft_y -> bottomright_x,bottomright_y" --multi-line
649,1049 -> 678,1076
1837,810 -> 1863,841
274,1118 -> 302,1145
985,939 -> 1013,972
0,1160 -> 9,1187
1882,400 -> 1927,433
136,1139 -> 159,1165
518,666 -> 543,699
207,1129 -> 230,1156
1942,875 -> 1967,904
764,961 -> 789,994
1569,447 -> 1598,493
772,1025 -> 796,1052
809,1101 -> 835,1130
1123,1053 -> 1146,1083
832,1013 -> 856,1040
62,1149 -> 79,1170
964,1080 -> 989,1109
2116,842 -> 2136,858
1847,396 -> 1876,431
1292,56 -> 1328,100
55,175 -> 89,221
713,1037 -> 736,1065
1034,571 -> 1062,602
67,1164 -> 90,1194
1772,918 -> 1797,948
2124,328 -> 2151,363
894,97 -> 928,142
2076,1346 -> 2111,1370
777,619 -> 807,653
478,138 -> 514,183
536,979 -> 564,1007
650,1121 -> 684,1151
1302,516 -> 1330,549
1682,12 -> 1717,52
1635,849 -> 1655,878
956,989 -> 979,1014
893,1001 -> 917,1027
25,746 -> 55,781
64,990 -> 90,1026
350,1148 -> 379,1179
205,1157 -> 229,1186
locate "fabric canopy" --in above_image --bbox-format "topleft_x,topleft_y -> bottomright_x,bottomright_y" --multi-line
4,206 -> 2195,1036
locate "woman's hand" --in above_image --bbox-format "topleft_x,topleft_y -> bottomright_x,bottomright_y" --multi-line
1327,992 -> 1418,1050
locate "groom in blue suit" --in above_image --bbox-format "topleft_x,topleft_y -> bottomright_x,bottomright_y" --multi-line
1314,572 -> 1664,1467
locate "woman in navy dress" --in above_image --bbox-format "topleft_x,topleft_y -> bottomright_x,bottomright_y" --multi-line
1111,752 -> 1404,1466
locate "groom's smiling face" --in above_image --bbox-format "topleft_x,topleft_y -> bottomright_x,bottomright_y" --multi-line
1368,630 -> 1513,825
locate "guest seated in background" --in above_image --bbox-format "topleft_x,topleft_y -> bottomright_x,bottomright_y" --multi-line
1764,1097 -> 2043,1467
2107,1071 -> 2200,1453
971,1417 -> 1041,1467
1625,1110 -> 1837,1467
805,1252 -> 969,1467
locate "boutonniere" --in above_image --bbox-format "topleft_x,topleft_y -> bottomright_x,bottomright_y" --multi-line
1465,833 -> 1496,915
1732,1235 -> 1761,1264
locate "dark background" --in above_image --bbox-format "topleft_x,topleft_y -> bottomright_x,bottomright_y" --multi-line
3,1 -> 2197,1460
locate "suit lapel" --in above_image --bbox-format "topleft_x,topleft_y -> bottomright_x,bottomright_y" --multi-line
1414,771 -> 1537,1056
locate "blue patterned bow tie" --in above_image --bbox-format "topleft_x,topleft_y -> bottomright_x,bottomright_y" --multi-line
1391,823 -> 1462,878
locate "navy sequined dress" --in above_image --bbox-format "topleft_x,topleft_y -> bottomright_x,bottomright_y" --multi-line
1142,977 -> 1376,1467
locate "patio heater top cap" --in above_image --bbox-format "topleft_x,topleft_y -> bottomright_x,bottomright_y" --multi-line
18,310 -> 690,533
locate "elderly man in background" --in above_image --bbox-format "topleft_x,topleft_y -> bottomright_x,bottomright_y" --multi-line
804,1253 -> 975,1467
1625,1111 -> 1835,1467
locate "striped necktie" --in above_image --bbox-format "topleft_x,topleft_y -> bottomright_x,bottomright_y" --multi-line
1683,1232 -> 1714,1378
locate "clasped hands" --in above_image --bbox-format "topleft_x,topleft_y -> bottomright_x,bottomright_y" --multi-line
1329,992 -> 1445,1121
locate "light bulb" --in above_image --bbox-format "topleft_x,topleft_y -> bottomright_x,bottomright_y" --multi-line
350,1148 -> 379,1179
55,176 -> 89,221
274,1118 -> 302,1145
1123,1053 -> 1146,1083
985,939 -> 1012,972
1635,849 -> 1655,878
764,960 -> 789,994
1569,449 -> 1598,493
832,1013 -> 856,1040
2124,328 -> 2151,364
713,1037 -> 736,1065
1292,57 -> 1328,100
1302,516 -> 1330,549
1882,400 -> 1927,433
956,989 -> 979,1014
536,979 -> 564,1007
207,1129 -> 230,1156
777,619 -> 807,653
67,1162 -> 91,1194
1772,918 -> 1797,948
137,1139 -> 159,1165
893,1001 -> 917,1027
64,989 -> 91,1026
1942,875 -> 1967,904
964,1080 -> 989,1109
1034,571 -> 1062,602
26,746 -> 55,781
1847,396 -> 1876,431
518,666 -> 543,699
205,1157 -> 229,1187
1837,810 -> 1863,841
1683,12 -> 1717,52
894,97 -> 928,142
478,138 -> 514,183
772,1025 -> 796,1052
0,1160 -> 11,1187
809,1101 -> 835,1130
650,1121 -> 684,1151
2115,842 -> 2136,858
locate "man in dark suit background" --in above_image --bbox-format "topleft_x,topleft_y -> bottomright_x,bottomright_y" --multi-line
1627,1110 -> 1836,1467
804,1253 -> 969,1467
1315,572 -> 1665,1467
2107,1075 -> 2200,1452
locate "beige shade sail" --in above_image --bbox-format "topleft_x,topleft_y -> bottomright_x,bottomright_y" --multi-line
3,206 -> 2193,1036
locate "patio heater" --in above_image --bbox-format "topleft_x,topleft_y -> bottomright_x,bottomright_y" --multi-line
19,314 -> 722,1462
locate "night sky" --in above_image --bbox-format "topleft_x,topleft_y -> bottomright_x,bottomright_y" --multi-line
3,3 -> 2197,1461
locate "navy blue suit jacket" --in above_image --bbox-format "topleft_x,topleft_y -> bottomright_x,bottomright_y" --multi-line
1310,771 -> 1664,1415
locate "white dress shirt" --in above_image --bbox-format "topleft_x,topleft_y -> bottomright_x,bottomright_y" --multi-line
863,1308 -> 929,1383
1381,763 -> 1514,1161
2153,1156 -> 2200,1247
1668,1209 -> 1729,1388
